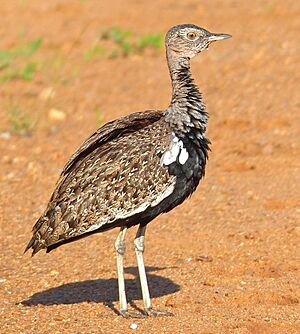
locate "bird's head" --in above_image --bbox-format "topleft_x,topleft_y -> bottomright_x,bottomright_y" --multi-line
165,24 -> 231,59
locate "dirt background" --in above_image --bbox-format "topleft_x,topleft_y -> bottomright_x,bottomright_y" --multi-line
1,1 -> 299,333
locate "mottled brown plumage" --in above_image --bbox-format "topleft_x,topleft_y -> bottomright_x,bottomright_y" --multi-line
28,114 -> 176,254
25,24 -> 231,317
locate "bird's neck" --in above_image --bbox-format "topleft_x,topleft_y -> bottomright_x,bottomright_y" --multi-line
165,50 -> 208,138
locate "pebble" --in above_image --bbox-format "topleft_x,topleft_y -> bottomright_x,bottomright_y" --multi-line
203,280 -> 215,287
39,87 -> 55,101
130,323 -> 138,330
197,255 -> 213,262
246,190 -> 254,198
262,144 -> 274,154
5,172 -> 15,180
0,132 -> 11,140
2,156 -> 11,164
294,226 -> 300,236
244,233 -> 255,240
50,270 -> 59,276
48,108 -> 66,121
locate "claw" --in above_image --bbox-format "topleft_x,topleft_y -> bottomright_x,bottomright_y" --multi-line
143,308 -> 174,317
119,309 -> 146,318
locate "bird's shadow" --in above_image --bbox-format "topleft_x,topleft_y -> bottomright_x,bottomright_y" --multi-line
21,266 -> 180,314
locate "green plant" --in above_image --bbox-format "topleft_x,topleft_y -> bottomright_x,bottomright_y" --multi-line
0,38 -> 43,81
95,107 -> 102,127
5,103 -> 36,135
1,62 -> 38,81
136,33 -> 163,50
103,27 -> 132,57
85,27 -> 163,61
84,43 -> 105,60
108,48 -> 119,59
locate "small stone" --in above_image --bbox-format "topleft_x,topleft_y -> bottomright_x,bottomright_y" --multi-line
294,226 -> 300,236
48,109 -> 66,121
0,132 -> 11,140
27,162 -> 35,171
203,280 -> 215,287
262,144 -> 274,154
165,297 -> 175,307
50,270 -> 59,276
5,172 -> 15,180
39,87 -> 55,101
130,323 -> 138,330
246,190 -> 255,200
244,233 -> 255,240
196,255 -> 213,262
2,156 -> 11,163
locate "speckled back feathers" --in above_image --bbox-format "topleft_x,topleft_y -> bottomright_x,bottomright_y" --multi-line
26,113 -> 178,254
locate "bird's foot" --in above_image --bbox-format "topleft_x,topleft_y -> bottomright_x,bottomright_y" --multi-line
119,309 -> 146,318
143,307 -> 174,317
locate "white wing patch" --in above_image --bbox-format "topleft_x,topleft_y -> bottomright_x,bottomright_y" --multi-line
179,147 -> 189,165
160,133 -> 189,166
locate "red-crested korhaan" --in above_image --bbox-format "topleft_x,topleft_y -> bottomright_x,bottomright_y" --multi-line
26,24 -> 231,317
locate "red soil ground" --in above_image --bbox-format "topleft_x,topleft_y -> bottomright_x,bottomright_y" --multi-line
0,1 -> 299,333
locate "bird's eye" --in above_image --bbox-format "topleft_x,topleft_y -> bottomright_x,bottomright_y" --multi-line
187,32 -> 197,40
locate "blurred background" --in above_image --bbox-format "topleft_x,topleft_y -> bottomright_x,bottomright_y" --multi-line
1,1 -> 299,333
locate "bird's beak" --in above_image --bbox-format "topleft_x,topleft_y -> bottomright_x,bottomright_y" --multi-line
207,33 -> 232,42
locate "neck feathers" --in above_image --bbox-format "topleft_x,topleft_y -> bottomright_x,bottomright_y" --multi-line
165,51 -> 208,139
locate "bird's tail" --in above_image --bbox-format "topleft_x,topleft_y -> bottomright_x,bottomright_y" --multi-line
24,217 -> 47,256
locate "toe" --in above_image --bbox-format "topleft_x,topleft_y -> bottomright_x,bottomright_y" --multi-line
144,308 -> 174,317
119,309 -> 146,318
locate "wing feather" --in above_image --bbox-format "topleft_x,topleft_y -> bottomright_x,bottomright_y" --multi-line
25,110 -> 177,255
62,110 -> 163,175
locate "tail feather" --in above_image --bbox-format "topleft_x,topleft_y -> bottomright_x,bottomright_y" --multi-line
24,237 -> 34,254
24,234 -> 46,256
24,215 -> 48,256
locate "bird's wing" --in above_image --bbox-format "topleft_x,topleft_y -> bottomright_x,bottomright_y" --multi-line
62,110 -> 163,176
26,110 -> 177,255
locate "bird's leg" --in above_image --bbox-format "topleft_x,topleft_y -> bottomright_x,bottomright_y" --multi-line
115,226 -> 145,318
134,225 -> 151,310
115,226 -> 127,315
134,225 -> 173,317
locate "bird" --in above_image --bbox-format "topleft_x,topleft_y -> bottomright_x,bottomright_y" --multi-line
25,24 -> 231,318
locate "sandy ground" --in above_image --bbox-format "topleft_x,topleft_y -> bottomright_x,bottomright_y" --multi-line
0,1 -> 299,333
